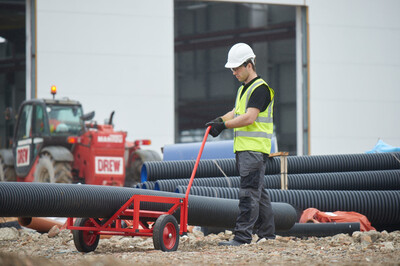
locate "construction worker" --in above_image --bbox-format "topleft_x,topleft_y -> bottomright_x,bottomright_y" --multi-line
206,43 -> 275,246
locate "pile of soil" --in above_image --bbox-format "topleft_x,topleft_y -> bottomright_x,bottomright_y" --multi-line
0,225 -> 399,265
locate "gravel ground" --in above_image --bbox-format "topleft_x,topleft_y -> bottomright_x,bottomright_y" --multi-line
0,225 -> 399,265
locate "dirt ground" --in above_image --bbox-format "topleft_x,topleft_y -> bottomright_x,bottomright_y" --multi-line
0,224 -> 399,266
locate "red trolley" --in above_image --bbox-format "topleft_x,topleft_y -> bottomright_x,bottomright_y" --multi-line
67,126 -> 211,252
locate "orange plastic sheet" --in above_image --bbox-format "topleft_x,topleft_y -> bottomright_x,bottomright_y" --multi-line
299,208 -> 376,231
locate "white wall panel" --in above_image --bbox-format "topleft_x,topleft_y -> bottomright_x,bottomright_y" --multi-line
36,0 -> 174,156
35,0 -> 400,156
307,0 -> 400,28
307,0 -> 400,154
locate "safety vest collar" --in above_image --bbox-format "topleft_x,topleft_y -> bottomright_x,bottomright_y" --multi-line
235,78 -> 266,111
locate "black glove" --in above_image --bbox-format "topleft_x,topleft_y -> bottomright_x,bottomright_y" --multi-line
205,117 -> 226,137
207,117 -> 223,124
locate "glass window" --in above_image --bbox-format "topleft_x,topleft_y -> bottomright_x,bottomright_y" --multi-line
46,105 -> 83,136
0,0 -> 26,148
33,105 -> 48,136
16,104 -> 33,140
175,1 -> 297,154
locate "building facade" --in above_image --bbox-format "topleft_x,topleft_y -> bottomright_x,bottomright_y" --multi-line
0,0 -> 399,156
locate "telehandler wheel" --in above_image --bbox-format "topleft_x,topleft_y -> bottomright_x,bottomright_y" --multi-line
153,214 -> 179,252
54,162 -> 73,183
34,154 -> 73,183
0,157 -> 16,182
72,218 -> 100,252
125,150 -> 161,186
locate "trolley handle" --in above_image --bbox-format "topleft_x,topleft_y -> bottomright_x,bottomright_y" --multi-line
185,126 -> 211,200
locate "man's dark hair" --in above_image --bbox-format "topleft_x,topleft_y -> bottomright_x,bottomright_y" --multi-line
245,58 -> 256,71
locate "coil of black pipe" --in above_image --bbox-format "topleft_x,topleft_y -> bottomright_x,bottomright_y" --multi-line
0,182 -> 296,230
154,169 -> 400,192
276,222 -> 361,237
141,152 -> 400,182
175,186 -> 400,227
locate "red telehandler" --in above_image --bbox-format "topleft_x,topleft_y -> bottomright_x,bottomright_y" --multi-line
0,86 -> 160,187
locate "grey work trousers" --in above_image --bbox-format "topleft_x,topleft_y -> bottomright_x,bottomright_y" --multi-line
233,151 -> 275,244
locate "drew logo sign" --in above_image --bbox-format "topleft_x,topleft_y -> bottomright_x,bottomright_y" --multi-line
16,146 -> 30,167
95,157 -> 123,175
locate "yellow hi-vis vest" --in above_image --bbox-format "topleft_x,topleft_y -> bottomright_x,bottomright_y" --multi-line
233,78 -> 275,154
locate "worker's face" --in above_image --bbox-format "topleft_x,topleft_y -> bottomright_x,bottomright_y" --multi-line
231,63 -> 250,83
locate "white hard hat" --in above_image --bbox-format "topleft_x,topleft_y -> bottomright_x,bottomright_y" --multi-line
225,43 -> 256,68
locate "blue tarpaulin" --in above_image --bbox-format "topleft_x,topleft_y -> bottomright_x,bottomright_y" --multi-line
366,139 -> 400,153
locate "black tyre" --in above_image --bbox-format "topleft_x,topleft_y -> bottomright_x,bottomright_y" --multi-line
153,214 -> 179,252
0,156 -> 16,182
34,154 -> 72,183
125,150 -> 161,186
72,218 -> 100,252
54,162 -> 73,183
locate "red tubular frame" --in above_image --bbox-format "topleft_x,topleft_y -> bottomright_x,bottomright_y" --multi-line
67,126 -> 211,238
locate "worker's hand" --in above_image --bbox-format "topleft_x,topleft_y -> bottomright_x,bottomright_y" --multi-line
205,120 -> 226,137
206,117 -> 223,124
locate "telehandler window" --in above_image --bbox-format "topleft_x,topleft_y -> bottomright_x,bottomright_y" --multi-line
16,105 -> 33,139
33,105 -> 48,135
46,105 -> 83,135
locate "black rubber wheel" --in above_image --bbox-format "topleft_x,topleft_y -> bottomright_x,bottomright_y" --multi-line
72,218 -> 100,252
0,156 -> 16,182
34,154 -> 72,183
125,150 -> 161,186
153,214 -> 179,252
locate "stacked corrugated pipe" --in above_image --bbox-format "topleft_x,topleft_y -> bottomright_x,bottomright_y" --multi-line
138,152 -> 400,231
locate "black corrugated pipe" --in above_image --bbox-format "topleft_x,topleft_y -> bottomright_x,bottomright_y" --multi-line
201,222 -> 361,237
141,158 -> 273,182
276,222 -> 361,237
141,159 -> 240,182
156,169 -> 400,192
175,186 -> 400,227
141,181 -> 155,190
0,182 -> 296,230
155,177 -> 241,192
176,185 -> 240,198
141,152 -> 400,182
283,170 -> 400,190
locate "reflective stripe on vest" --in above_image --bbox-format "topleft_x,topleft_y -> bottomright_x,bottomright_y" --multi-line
235,131 -> 273,138
233,78 -> 274,154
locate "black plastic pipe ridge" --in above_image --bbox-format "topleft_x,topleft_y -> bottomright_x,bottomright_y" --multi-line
283,170 -> 400,190
154,170 -> 400,192
0,182 -> 296,230
155,177 -> 241,192
141,181 -> 155,190
141,152 -> 400,182
276,222 -> 361,237
141,159 -> 240,182
202,222 -> 361,237
175,186 -> 400,226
